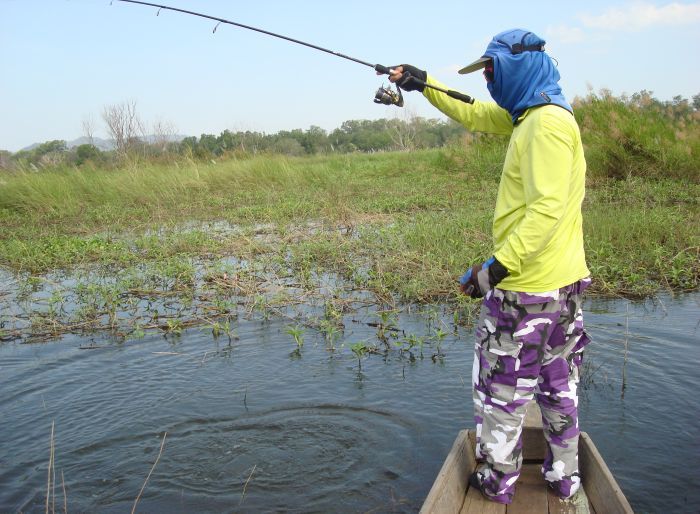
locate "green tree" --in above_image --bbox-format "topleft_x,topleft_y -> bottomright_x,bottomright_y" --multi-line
302,125 -> 329,154
12,140 -> 68,168
270,137 -> 304,156
195,133 -> 219,158
74,144 -> 102,165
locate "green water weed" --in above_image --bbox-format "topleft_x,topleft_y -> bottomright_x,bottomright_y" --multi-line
286,325 -> 305,350
350,341 -> 369,372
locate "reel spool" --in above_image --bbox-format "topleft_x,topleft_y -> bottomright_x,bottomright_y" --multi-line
373,84 -> 404,107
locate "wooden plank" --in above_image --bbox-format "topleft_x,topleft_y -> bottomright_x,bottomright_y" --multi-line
524,401 -> 543,428
420,430 -> 476,514
460,485 -> 506,514
506,463 -> 548,514
579,432 -> 634,514
547,486 -> 595,514
522,402 -> 547,461
522,426 -> 548,461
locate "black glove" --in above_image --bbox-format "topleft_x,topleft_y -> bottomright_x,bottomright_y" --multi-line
393,64 -> 427,92
459,256 -> 509,299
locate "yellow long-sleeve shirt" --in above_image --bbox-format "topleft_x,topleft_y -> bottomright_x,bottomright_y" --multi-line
423,76 -> 590,292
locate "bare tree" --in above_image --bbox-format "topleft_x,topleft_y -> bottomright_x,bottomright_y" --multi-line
0,150 -> 12,170
102,100 -> 144,154
388,108 -> 418,151
151,118 -> 177,154
81,114 -> 95,146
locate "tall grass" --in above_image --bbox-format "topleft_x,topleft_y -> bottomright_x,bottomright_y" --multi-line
573,89 -> 700,181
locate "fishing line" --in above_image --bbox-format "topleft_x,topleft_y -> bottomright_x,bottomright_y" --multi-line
113,0 -> 474,106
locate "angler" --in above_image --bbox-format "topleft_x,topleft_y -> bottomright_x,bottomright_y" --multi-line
388,29 -> 591,504
114,0 -> 473,107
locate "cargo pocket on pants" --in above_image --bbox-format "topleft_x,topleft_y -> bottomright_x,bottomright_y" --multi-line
476,291 -> 527,406
477,345 -> 521,407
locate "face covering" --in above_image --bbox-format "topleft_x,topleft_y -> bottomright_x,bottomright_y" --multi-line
482,29 -> 572,124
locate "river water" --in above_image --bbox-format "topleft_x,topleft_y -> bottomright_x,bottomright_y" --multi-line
0,293 -> 698,513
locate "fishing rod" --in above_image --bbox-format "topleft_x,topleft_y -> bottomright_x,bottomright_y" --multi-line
113,0 -> 474,107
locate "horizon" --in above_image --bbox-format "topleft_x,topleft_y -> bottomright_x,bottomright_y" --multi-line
2,0 -> 699,152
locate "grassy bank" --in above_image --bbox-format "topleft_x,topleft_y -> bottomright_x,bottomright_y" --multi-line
0,95 -> 698,343
1,143 -> 698,294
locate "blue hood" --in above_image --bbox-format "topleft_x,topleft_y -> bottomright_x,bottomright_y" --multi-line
483,29 -> 572,124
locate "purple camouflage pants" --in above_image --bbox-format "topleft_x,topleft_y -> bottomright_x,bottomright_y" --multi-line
472,278 -> 591,504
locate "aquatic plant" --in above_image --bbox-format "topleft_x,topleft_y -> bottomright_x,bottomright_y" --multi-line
431,328 -> 449,361
317,319 -> 342,351
350,341 -> 369,371
286,325 -> 305,351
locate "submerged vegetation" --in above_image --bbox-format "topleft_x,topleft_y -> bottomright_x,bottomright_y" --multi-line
0,90 -> 698,345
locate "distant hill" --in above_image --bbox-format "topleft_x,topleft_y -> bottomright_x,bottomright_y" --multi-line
19,135 -> 187,153
19,137 -> 112,152
69,137 -> 115,151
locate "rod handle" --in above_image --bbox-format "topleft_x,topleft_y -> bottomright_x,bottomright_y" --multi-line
446,89 -> 474,104
374,64 -> 392,75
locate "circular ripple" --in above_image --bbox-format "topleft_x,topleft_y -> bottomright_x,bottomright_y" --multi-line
157,404 -> 418,509
19,404 -> 420,512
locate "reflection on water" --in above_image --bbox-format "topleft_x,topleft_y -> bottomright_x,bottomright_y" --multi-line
0,294 -> 698,512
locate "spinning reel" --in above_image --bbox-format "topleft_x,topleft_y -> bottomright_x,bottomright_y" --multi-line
373,84 -> 404,107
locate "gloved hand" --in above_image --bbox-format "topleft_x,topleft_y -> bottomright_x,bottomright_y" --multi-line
389,64 -> 427,92
459,256 -> 509,299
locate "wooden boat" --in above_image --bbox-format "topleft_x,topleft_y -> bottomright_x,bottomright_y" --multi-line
420,401 -> 634,514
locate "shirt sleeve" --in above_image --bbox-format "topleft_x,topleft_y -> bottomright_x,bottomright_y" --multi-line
494,111 -> 575,275
421,75 -> 513,135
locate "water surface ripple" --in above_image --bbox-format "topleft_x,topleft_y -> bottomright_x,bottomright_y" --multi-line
0,294 -> 698,513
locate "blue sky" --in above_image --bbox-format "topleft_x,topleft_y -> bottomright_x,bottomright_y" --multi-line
1,0 -> 699,151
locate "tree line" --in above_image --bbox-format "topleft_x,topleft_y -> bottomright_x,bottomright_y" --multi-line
180,117 -> 466,158
1,108 -> 467,172
2,90 -> 698,172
